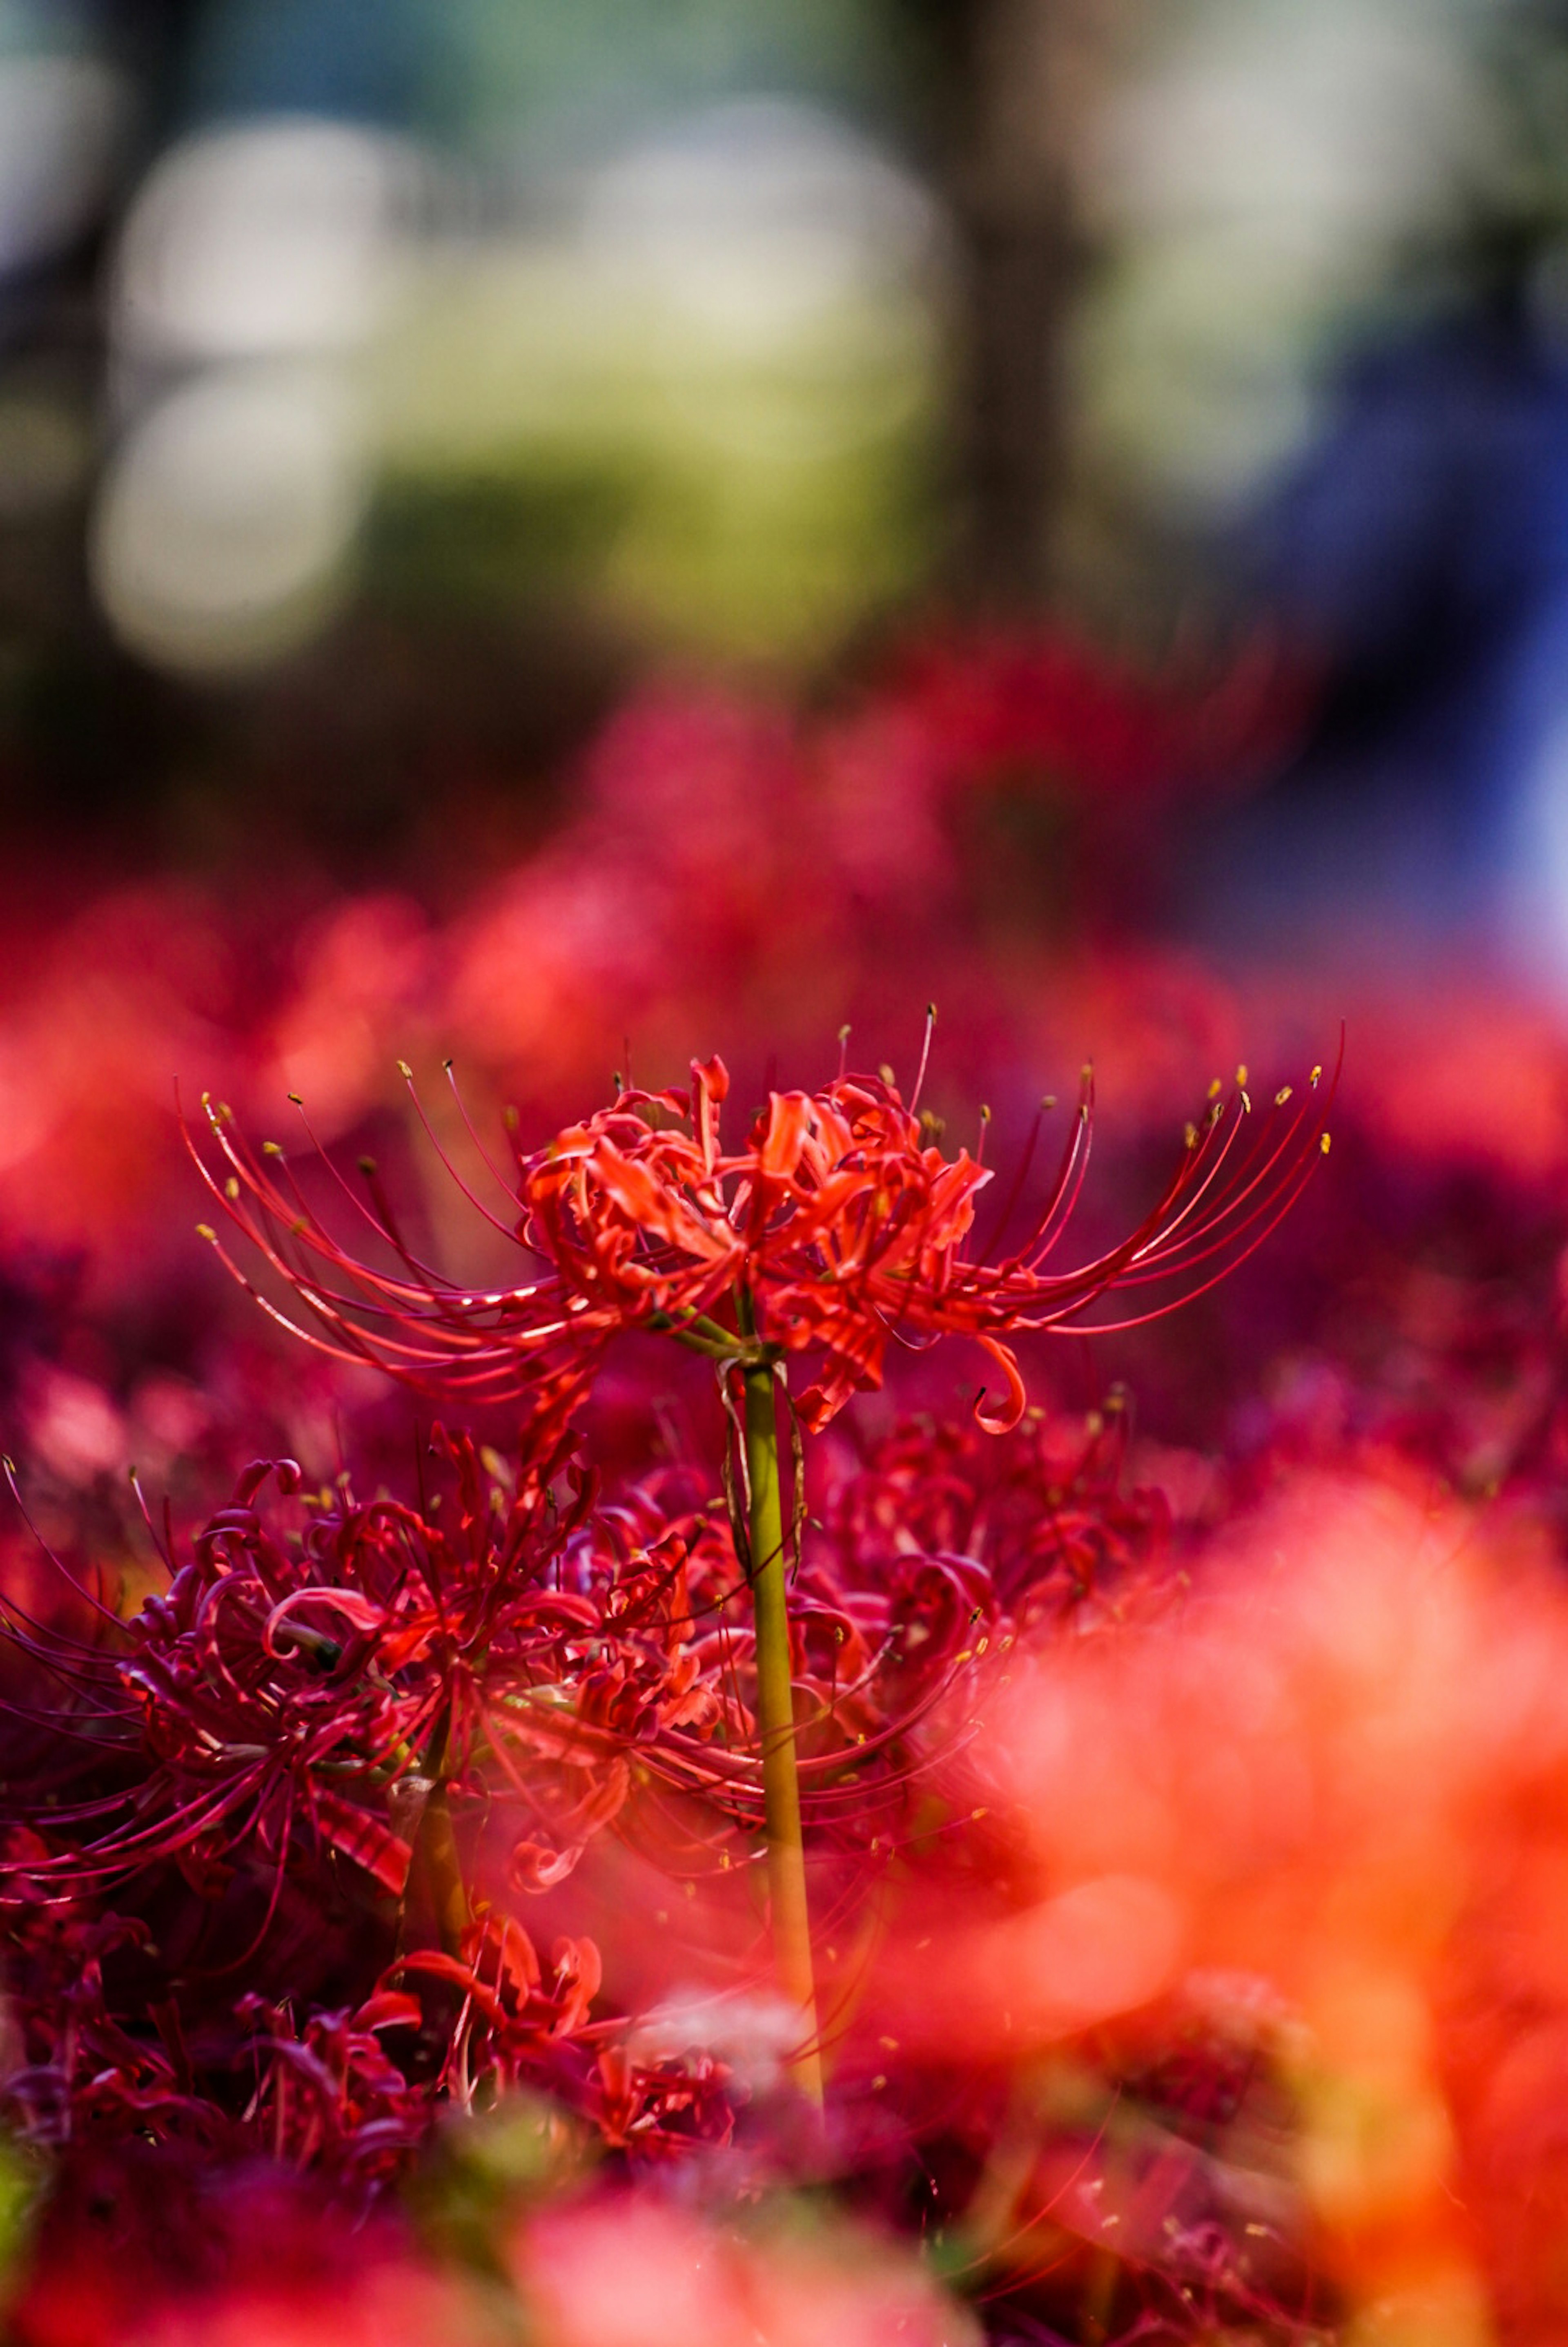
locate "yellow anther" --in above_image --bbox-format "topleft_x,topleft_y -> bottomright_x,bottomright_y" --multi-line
196,1223 -> 216,1242
1236,1064 -> 1247,1086
1320,1131 -> 1332,1153
396,1059 -> 413,1081
225,1176 -> 239,1200
1184,1121 -> 1197,1147
1275,1085 -> 1292,1105
1310,1064 -> 1323,1086
1208,1077 -> 1222,1099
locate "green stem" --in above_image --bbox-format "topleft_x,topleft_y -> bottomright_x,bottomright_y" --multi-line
742,1361 -> 824,2110
410,1705 -> 470,1958
648,1309 -> 739,1361
416,1782 -> 470,1956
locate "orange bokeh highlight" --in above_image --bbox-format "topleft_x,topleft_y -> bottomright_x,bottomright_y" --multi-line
873,1468 -> 1568,2340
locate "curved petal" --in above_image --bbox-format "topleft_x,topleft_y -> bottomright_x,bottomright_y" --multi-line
973,1335 -> 1027,1435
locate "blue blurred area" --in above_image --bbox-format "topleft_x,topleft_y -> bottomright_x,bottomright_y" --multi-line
1191,301 -> 1568,979
179,0 -> 902,152
182,0 -> 439,130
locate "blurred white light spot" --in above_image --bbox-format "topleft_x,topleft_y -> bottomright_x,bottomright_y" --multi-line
579,100 -> 936,350
0,52 -> 129,275
90,368 -> 366,673
1098,8 -> 1487,245
1078,0 -> 1497,515
114,117 -> 423,364
626,1990 -> 802,2094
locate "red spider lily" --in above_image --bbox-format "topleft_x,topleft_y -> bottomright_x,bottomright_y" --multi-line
0,1429 -> 748,2175
1,1408 -> 1017,2172
0,1403 -> 1176,2021
0,1889 -> 731,2191
610,1412 -> 1175,1874
0,1905 -> 430,2188
388,1912 -> 734,2157
0,1428 -> 710,1922
823,1401 -> 1173,1624
0,1418 -> 1150,1920
187,1032 -> 1337,1437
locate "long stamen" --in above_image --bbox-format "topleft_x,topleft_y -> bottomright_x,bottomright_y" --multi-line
909,1002 -> 936,1114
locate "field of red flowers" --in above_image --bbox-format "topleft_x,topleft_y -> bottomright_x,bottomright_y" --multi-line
4,629 -> 1568,2347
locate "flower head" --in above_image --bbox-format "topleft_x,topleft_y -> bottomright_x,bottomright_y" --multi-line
190,1031 -> 1336,1436
0,1433 -> 740,2180
0,1428 -> 717,1922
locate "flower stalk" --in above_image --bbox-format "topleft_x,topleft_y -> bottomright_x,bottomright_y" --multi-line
410,1706 -> 470,1959
187,1033 -> 1338,2132
741,1358 -> 824,2111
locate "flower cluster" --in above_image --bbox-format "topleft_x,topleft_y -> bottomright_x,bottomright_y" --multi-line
189,1040 -> 1334,1441
0,1361 -> 1203,2242
0,1430 -> 742,2181
17,1005 -> 1568,2345
15,618 -> 1568,2345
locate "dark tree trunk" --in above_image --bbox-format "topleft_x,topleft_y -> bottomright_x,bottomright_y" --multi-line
904,0 -> 1115,611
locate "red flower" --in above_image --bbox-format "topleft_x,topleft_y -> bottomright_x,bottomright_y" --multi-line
0,1432 -> 741,2178
189,1035 -> 1336,1435
0,1428 -> 711,1920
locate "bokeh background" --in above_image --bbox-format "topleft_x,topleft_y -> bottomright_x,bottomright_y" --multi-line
7,0 -> 1568,1502
16,14 -> 1568,2344
15,0 -> 1568,891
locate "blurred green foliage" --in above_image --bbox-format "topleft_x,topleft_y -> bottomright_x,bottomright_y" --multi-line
407,2093 -> 593,2278
368,237 -> 940,661
0,2133 -> 42,2317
